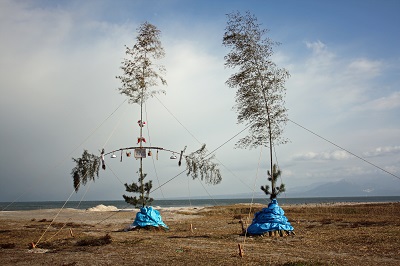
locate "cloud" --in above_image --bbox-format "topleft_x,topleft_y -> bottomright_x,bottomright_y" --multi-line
1,1 -> 399,201
292,150 -> 352,161
353,91 -> 400,111
305,40 -> 328,55
363,145 -> 400,157
346,58 -> 382,78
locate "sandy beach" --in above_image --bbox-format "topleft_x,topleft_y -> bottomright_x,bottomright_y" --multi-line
1,202 -> 399,265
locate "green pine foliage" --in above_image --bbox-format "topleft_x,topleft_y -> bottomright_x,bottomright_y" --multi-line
123,169 -> 154,208
261,164 -> 286,199
71,150 -> 100,192
185,144 -> 222,185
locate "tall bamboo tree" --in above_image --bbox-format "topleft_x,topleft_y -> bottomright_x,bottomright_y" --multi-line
71,22 -> 222,206
115,21 -> 167,207
223,11 -> 289,200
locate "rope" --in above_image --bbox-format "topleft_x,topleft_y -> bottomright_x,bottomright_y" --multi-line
94,204 -> 133,226
242,146 -> 263,251
44,182 -> 93,242
152,169 -> 187,193
272,144 -> 287,198
105,161 -> 126,186
153,94 -> 255,200
103,100 -> 128,149
1,194 -> 24,211
1,99 -> 128,212
67,98 -> 128,167
34,171 -> 87,246
90,162 -> 137,226
150,123 -> 252,193
187,174 -> 192,208
196,178 -> 218,206
30,99 -> 129,244
144,103 -> 165,199
154,95 -> 202,144
289,119 -> 400,180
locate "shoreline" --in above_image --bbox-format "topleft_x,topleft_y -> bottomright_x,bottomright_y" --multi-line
1,200 -> 398,214
1,200 -> 399,214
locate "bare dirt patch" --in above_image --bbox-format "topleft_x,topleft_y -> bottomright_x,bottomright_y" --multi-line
1,203 -> 399,265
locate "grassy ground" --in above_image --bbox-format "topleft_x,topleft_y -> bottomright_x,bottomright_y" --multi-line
1,202 -> 399,265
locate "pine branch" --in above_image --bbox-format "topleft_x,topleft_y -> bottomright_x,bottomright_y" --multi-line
185,144 -> 222,185
71,150 -> 101,192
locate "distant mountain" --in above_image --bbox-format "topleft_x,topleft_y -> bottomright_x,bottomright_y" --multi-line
165,178 -> 400,200
288,179 -> 361,197
286,179 -> 400,197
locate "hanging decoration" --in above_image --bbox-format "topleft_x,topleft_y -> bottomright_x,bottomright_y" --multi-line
134,148 -> 147,159
101,149 -> 106,170
137,120 -> 146,127
137,137 -> 146,144
126,151 -> 131,157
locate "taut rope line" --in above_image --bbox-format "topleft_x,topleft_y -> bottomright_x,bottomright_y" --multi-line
242,146 -> 263,250
44,182 -> 93,242
1,99 -> 128,211
144,102 -> 165,199
103,100 -> 129,149
154,95 -> 201,144
289,119 -> 400,180
150,123 -> 252,193
34,171 -> 88,246
68,99 -> 128,168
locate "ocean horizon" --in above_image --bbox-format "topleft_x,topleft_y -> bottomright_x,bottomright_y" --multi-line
1,196 -> 399,211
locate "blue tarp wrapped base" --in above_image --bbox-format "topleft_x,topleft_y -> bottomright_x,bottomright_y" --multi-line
246,199 -> 294,235
126,206 -> 168,231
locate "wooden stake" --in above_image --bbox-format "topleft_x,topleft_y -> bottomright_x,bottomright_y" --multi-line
190,223 -> 194,233
30,242 -> 36,249
238,243 -> 244,257
239,219 -> 246,235
69,228 -> 74,238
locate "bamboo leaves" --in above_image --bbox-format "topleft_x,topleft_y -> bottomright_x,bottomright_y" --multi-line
116,22 -> 167,104
223,11 -> 289,149
223,11 -> 289,199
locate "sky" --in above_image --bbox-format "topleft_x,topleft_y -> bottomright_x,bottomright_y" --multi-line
1,0 -> 399,202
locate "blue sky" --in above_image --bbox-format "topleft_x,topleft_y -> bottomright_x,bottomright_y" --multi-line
0,0 -> 399,202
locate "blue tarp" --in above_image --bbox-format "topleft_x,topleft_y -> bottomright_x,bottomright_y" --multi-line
247,199 -> 294,235
132,206 -> 168,229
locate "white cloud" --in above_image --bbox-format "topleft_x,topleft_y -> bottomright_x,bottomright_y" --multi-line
346,58 -> 382,78
292,150 -> 352,161
363,145 -> 400,157
353,91 -> 400,111
305,40 -> 327,55
1,1 -> 399,201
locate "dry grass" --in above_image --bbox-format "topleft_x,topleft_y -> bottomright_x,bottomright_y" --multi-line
1,202 -> 399,265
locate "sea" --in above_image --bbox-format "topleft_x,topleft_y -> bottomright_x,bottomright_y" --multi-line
1,196 -> 399,211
